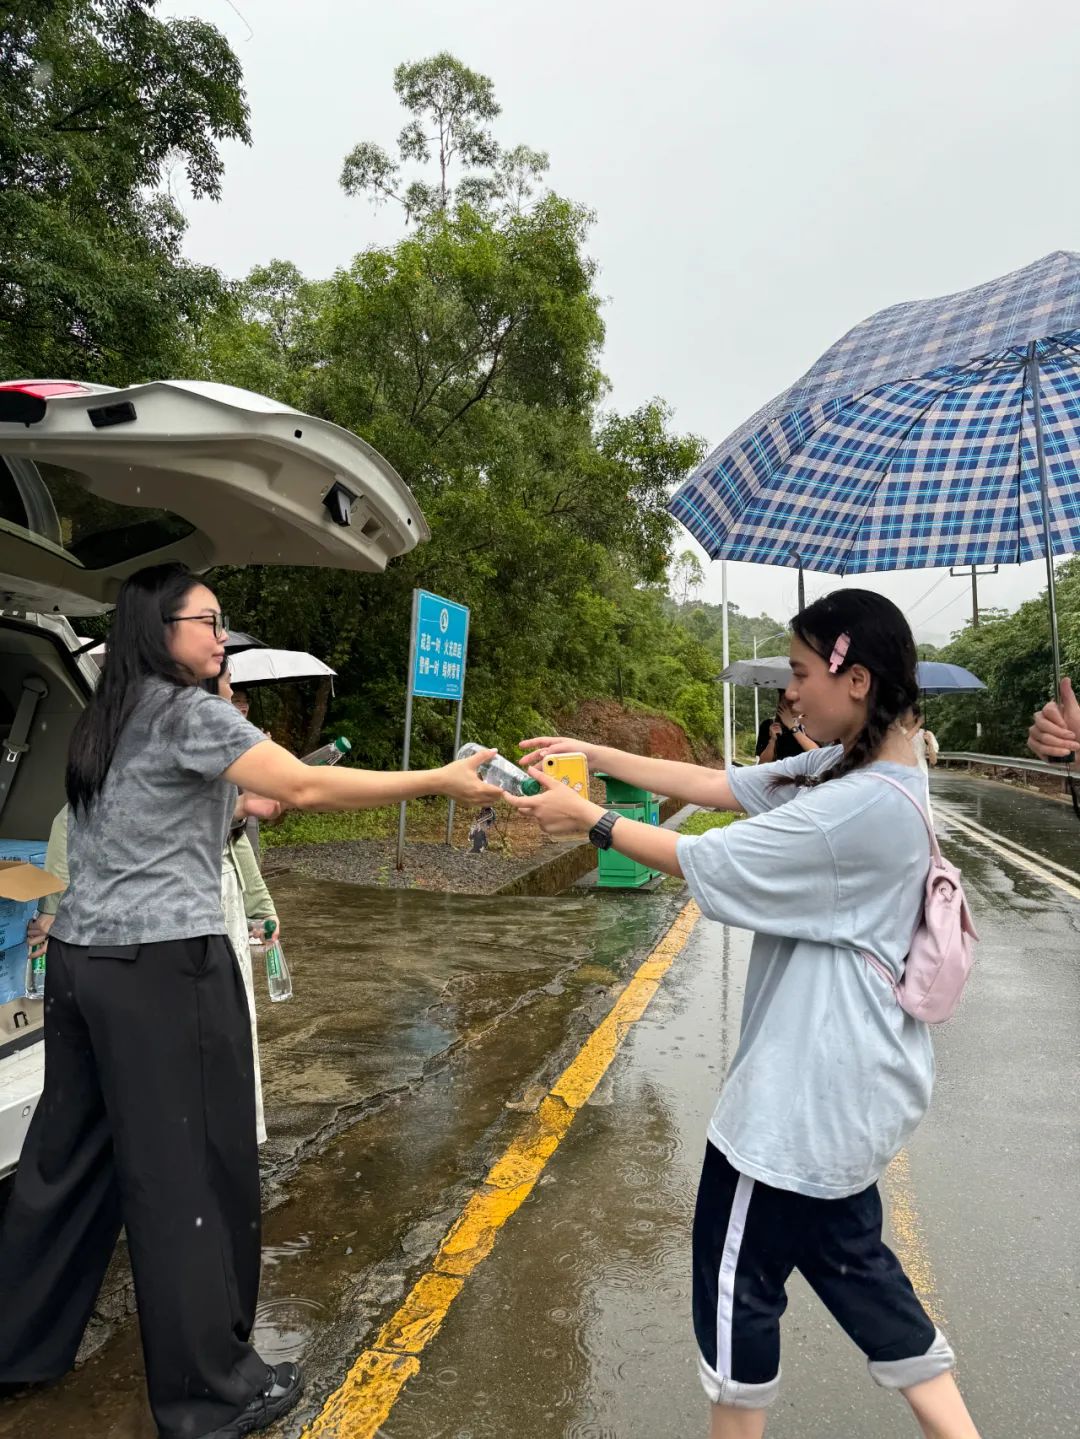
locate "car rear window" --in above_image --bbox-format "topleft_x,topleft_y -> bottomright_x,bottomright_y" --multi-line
0,456 -> 194,569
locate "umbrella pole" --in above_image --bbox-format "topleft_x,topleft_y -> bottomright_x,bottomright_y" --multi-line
721,561 -> 732,768
1027,341 -> 1066,697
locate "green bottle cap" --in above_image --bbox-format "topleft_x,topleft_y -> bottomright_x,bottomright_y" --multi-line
521,778 -> 542,797
334,736 -> 352,754
264,918 -> 277,939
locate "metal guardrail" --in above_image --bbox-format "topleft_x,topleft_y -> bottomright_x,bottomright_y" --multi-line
939,751 -> 1075,781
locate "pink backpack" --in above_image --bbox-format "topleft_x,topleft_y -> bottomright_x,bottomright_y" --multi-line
861,773 -> 979,1024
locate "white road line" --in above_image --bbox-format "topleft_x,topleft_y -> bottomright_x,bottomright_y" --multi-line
935,803 -> 1080,901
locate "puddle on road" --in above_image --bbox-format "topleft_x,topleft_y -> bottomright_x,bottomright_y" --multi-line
0,875 -> 680,1439
381,924 -> 730,1439
252,1296 -> 329,1364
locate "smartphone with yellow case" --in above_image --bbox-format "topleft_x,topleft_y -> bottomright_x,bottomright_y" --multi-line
542,752 -> 590,795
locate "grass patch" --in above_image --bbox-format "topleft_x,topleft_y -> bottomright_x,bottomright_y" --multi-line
259,796 -> 548,857
261,798 -> 470,849
678,809 -> 739,836
261,808 -> 397,847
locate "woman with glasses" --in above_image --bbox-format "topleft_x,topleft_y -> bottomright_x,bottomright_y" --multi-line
0,563 -> 501,1439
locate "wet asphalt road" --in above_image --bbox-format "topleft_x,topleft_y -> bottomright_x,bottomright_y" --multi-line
0,773 -> 1077,1437
385,775 -> 1080,1438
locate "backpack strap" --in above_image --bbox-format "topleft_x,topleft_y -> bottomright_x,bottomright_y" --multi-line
858,770 -> 938,998
863,770 -> 941,863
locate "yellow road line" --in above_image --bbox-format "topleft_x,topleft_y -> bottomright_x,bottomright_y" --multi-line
883,1148 -> 946,1330
302,899 -> 702,1439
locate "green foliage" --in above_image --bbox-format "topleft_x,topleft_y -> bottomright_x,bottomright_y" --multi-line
197,171 -> 716,761
678,809 -> 738,836
1,31 -> 779,768
925,559 -> 1080,754
340,52 -> 540,223
0,0 -> 249,381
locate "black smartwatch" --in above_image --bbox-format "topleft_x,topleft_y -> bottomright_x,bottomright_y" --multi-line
589,810 -> 620,849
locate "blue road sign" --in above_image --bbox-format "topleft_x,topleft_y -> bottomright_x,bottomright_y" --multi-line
411,590 -> 469,701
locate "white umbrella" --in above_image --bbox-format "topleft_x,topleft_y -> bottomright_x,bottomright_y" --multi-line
228,649 -> 336,686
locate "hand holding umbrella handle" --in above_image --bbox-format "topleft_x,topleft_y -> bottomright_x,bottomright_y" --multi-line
1029,680 -> 1079,765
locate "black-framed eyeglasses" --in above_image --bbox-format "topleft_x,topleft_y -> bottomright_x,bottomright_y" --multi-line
167,612 -> 229,640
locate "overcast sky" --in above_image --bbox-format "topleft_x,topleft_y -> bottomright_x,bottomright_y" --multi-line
161,0 -> 1080,643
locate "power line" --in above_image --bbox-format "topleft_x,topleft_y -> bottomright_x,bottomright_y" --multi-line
905,572 -> 949,616
919,591 -> 968,631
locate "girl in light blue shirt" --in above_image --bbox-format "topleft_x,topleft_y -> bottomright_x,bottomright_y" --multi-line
511,590 -> 981,1439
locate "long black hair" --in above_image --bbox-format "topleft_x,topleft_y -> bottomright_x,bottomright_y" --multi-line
788,588 -> 918,787
66,563 -> 204,814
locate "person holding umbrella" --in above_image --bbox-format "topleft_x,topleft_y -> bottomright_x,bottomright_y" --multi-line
510,590 -> 980,1439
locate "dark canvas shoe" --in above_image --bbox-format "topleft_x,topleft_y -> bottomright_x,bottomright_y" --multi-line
199,1364 -> 304,1438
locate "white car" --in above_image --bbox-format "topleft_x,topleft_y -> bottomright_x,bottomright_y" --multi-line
0,377 -> 428,1178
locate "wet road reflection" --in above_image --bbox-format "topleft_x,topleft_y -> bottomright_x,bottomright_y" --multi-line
1,775 -> 1077,1437
0,876 -> 681,1438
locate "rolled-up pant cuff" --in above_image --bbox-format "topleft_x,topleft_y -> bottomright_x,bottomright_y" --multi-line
869,1328 -> 955,1390
697,1353 -> 781,1408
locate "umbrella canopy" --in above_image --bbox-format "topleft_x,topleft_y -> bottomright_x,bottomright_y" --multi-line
227,648 -> 335,687
670,252 -> 1080,577
718,656 -> 792,687
915,662 -> 986,695
669,250 -> 1080,690
718,656 -> 986,695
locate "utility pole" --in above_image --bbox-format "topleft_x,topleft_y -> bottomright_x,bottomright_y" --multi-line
950,563 -> 998,629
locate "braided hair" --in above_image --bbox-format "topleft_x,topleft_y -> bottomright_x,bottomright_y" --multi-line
786,589 -> 918,788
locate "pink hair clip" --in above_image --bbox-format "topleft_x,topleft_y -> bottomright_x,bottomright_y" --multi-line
828,632 -> 851,673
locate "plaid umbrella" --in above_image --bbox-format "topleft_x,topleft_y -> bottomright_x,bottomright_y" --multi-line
669,251 -> 1080,690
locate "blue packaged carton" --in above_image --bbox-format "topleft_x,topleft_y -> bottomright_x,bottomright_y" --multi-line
0,940 -> 29,1007
0,847 -> 62,977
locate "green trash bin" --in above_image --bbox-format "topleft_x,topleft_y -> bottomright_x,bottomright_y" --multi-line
594,773 -> 661,889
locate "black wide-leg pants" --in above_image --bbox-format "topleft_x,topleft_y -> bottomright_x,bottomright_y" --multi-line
0,934 -> 266,1438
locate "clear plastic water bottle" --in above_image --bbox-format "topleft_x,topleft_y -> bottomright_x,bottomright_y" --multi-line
24,930 -> 46,1000
456,743 -> 542,797
257,919 -> 293,1002
302,736 -> 351,766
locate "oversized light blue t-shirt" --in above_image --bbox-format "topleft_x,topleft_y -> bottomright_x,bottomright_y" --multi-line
676,746 -> 936,1200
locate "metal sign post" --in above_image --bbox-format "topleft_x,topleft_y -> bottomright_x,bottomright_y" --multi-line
396,589 -> 420,870
396,589 -> 470,869
446,607 -> 471,845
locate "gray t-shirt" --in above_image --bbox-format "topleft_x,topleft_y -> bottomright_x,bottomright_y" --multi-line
52,679 -> 265,946
676,746 -> 936,1200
